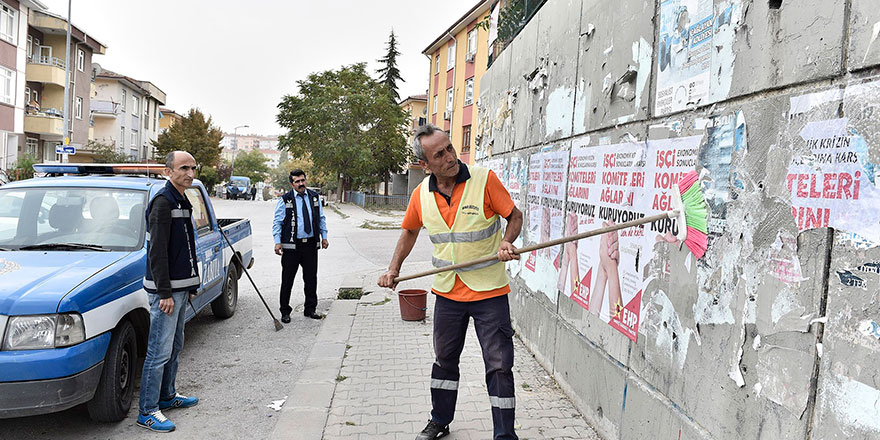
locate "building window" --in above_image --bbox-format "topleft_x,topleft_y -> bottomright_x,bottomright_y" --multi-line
446,43 -> 456,70
75,96 -> 83,119
0,66 -> 13,104
26,137 -> 38,157
131,130 -> 138,148
433,95 -> 438,114
464,78 -> 474,106
462,125 -> 472,154
121,89 -> 126,112
0,3 -> 17,45
467,28 -> 477,58
26,35 -> 32,59
77,49 -> 84,71
446,88 -> 454,111
435,55 -> 440,74
131,96 -> 139,114
119,126 -> 124,149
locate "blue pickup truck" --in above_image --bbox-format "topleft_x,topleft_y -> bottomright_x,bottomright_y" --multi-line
0,163 -> 253,422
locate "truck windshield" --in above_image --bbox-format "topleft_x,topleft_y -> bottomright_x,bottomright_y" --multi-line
0,187 -> 148,251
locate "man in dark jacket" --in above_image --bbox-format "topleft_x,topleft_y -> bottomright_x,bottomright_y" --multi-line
136,151 -> 200,432
273,169 -> 328,322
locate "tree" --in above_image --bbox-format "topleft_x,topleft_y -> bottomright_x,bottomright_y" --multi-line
276,63 -> 409,200
269,156 -> 332,193
231,149 -> 270,183
89,140 -> 129,163
376,30 -> 403,101
152,108 -> 223,178
198,166 -> 220,191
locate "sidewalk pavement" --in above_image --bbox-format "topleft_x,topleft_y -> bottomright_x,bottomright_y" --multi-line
273,262 -> 600,440
330,202 -> 406,229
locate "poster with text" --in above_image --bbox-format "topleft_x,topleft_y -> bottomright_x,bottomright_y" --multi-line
656,0 -> 714,115
559,137 -> 702,341
525,153 -> 544,273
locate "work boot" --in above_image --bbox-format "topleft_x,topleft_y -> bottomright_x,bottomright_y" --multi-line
281,314 -> 291,323
305,312 -> 324,320
415,420 -> 449,440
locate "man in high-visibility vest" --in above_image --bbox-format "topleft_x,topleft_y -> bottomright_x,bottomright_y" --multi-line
378,124 -> 523,440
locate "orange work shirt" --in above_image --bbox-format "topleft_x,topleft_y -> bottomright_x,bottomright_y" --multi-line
401,167 -> 515,302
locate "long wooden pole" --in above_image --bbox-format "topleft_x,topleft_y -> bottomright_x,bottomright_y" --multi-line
393,211 -> 675,283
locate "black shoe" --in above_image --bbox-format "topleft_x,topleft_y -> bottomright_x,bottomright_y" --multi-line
304,312 -> 324,320
281,314 -> 291,323
415,420 -> 449,440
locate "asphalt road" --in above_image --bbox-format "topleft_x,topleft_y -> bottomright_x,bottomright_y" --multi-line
0,197 -> 431,439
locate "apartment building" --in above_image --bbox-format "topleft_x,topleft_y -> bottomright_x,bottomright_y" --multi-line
0,0 -> 46,170
397,94 -> 428,194
158,107 -> 181,132
220,133 -> 278,162
24,8 -> 105,163
422,0 -> 492,164
91,64 -> 166,161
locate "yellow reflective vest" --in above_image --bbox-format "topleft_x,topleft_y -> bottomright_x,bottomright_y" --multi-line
420,165 -> 508,293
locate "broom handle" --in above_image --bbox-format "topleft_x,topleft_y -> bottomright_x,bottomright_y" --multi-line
393,211 -> 676,283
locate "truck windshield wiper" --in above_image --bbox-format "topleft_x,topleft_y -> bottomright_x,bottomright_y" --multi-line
19,243 -> 110,251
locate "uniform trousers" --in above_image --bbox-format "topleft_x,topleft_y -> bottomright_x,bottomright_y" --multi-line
279,239 -> 318,316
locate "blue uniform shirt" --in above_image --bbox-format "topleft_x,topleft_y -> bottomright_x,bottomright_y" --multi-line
273,192 -> 327,244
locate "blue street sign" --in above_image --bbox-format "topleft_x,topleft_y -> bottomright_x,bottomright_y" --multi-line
55,145 -> 76,155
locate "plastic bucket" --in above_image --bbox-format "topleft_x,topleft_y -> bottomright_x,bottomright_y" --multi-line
398,289 -> 428,321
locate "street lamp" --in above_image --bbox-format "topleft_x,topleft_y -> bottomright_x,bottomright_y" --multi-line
229,124 -> 249,177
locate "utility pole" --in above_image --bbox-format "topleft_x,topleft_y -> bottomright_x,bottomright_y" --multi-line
229,124 -> 248,177
61,0 -> 72,163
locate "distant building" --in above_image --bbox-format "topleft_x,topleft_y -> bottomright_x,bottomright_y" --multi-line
397,94 -> 428,195
158,107 -> 181,132
220,132 -> 279,162
91,64 -> 166,161
422,0 -> 492,164
258,148 -> 281,169
20,7 -> 106,164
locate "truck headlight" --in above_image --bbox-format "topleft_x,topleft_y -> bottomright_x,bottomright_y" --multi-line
3,313 -> 85,350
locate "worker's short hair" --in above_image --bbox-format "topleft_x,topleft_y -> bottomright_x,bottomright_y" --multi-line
412,124 -> 448,161
164,152 -> 176,169
289,169 -> 306,182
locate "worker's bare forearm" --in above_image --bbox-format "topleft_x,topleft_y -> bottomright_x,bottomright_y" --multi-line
388,228 -> 420,273
503,207 -> 523,244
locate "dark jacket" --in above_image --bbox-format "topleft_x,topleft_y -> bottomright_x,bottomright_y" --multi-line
143,181 -> 200,298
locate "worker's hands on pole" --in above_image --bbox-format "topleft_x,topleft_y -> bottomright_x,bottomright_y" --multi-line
378,269 -> 400,290
498,240 -> 519,261
274,243 -> 283,256
159,297 -> 174,316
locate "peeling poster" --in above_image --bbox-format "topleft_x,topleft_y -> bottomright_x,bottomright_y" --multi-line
785,118 -> 880,243
656,0 -> 714,115
769,231 -> 806,284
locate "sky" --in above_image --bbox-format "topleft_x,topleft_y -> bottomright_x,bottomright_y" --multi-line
38,0 -> 481,136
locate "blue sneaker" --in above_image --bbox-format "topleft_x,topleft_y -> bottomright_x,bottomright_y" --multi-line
159,393 -> 199,410
137,410 -> 175,432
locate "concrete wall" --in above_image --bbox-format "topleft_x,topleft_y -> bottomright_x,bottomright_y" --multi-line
476,1 -> 880,439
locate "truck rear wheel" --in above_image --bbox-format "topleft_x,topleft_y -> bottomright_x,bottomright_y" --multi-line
212,264 -> 238,318
87,320 -> 136,422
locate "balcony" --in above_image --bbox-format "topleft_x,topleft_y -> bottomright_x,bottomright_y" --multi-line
27,56 -> 67,87
25,111 -> 64,138
91,100 -> 120,118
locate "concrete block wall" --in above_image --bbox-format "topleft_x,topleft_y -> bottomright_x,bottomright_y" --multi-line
475,1 -> 880,439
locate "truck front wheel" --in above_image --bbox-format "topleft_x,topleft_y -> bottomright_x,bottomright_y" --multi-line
212,264 -> 238,318
87,320 -> 136,422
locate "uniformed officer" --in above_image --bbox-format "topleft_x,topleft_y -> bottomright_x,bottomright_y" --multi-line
273,169 -> 328,322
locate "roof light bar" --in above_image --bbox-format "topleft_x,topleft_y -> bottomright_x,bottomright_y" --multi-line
33,163 -> 166,176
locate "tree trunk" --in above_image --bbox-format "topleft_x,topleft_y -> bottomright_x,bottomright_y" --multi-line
338,175 -> 344,202
384,172 -> 390,196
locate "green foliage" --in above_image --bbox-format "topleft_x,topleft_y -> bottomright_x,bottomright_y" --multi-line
276,63 -> 409,191
198,165 -> 220,190
218,160 -> 233,183
89,140 -> 129,163
152,108 -> 223,178
497,0 -> 545,48
11,154 -> 38,180
376,30 -> 403,102
231,149 -> 270,183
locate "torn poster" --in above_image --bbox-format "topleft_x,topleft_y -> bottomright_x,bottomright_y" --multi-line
559,136 -> 701,342
769,231 -> 807,284
860,320 -> 880,341
520,150 -> 568,303
483,158 -> 506,185
786,118 -> 880,243
699,113 -> 735,234
656,0 -> 714,115
837,270 -> 868,289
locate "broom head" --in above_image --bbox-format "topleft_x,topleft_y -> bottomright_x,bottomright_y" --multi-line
672,171 -> 709,258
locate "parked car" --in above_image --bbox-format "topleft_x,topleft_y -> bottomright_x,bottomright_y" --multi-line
226,176 -> 252,200
306,187 -> 327,206
0,163 -> 254,422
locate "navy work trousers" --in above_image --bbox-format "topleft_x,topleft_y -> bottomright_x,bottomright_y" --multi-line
430,293 -> 518,440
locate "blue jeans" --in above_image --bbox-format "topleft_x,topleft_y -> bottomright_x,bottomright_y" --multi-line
139,290 -> 188,414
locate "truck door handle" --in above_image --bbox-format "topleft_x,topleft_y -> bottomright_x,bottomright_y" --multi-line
213,246 -> 220,253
